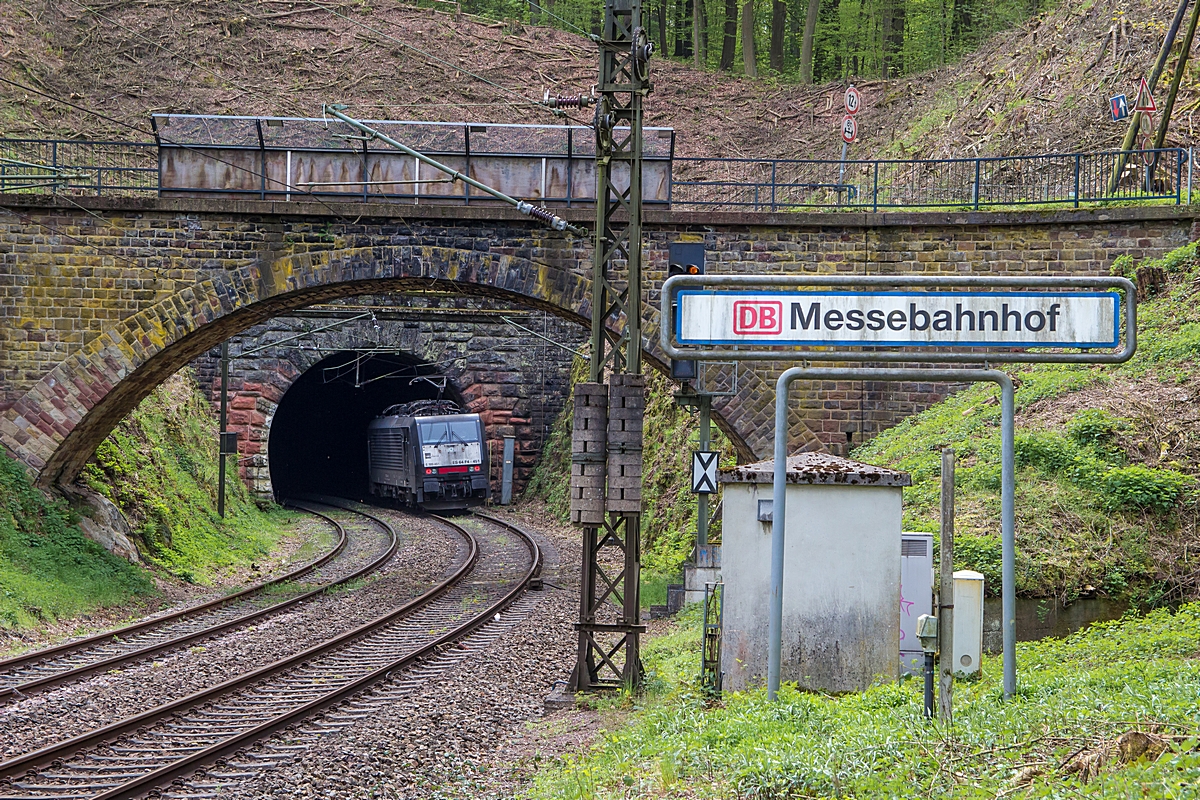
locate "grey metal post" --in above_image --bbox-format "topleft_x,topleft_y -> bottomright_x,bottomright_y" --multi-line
938,448 -> 955,722
218,341 -> 229,519
839,141 -> 849,202
501,436 -> 516,505
1000,371 -> 1016,699
697,394 -> 711,547
1189,147 -> 1194,204
768,371 -> 790,700
768,367 -> 1015,701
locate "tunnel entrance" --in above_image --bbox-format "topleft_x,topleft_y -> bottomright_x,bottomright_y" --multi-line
268,351 -> 462,500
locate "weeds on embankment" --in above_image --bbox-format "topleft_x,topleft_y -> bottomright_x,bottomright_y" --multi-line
531,603 -> 1200,799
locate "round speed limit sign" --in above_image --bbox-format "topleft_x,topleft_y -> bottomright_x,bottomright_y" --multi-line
844,85 -> 861,114
841,115 -> 858,144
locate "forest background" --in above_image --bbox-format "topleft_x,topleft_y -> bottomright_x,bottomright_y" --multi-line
456,0 -> 1055,83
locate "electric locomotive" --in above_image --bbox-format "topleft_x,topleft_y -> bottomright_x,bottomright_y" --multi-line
366,400 -> 489,511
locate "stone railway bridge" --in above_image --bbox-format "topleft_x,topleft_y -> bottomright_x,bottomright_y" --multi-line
1,194 -> 1195,492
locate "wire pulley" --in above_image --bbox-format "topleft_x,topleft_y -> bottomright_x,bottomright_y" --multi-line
631,27 -> 653,83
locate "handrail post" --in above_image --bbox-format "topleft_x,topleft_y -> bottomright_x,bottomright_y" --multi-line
771,160 -> 777,212
873,161 -> 879,212
1178,149 -> 1184,205
973,158 -> 981,210
1074,153 -> 1081,208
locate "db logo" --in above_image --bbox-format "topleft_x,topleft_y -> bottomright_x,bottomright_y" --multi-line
732,300 -> 783,335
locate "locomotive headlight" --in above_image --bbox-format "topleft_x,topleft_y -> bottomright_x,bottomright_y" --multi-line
425,468 -> 434,475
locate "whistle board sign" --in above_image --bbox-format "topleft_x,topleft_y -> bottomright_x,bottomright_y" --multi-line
676,291 -> 1120,348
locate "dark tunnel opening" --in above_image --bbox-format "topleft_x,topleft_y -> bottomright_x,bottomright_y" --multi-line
268,351 -> 462,500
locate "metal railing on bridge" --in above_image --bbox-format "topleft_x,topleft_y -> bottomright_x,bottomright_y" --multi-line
1,123 -> 1192,211
670,149 -> 1191,210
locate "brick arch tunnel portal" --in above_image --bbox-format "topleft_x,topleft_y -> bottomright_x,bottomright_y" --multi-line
267,351 -> 464,500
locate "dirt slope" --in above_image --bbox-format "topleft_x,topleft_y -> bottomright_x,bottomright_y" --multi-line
0,0 -> 1195,160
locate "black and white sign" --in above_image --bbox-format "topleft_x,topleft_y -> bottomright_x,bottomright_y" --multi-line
692,451 -> 719,494
841,115 -> 858,143
844,85 -> 861,115
676,291 -> 1120,348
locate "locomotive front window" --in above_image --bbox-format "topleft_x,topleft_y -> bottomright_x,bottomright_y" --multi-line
418,419 -> 478,445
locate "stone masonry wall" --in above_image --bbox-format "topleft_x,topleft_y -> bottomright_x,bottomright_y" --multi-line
1,195 -> 1195,484
191,296 -> 583,501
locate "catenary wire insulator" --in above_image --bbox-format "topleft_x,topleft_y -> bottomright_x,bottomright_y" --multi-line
516,201 -> 585,236
542,88 -> 594,109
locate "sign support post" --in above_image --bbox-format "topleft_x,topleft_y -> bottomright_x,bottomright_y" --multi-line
662,273 -> 1137,702
697,394 -> 711,547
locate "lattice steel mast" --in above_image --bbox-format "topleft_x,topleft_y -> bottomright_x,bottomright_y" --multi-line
566,0 -> 653,691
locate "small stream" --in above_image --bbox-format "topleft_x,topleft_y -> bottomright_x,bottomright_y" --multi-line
982,597 -> 1130,653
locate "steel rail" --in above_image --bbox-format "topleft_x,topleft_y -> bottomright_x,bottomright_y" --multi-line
0,507 -> 539,800
0,501 -> 395,701
0,504 -> 348,694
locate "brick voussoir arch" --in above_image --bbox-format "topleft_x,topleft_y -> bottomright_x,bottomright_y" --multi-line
3,244 -> 601,488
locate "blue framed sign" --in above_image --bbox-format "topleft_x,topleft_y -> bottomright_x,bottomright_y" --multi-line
676,290 -> 1121,348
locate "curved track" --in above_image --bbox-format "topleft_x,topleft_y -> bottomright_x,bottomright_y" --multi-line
0,507 -> 540,800
0,501 -> 396,701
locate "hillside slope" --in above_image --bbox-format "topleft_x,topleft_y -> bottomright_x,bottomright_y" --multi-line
856,242 -> 1200,605
1,0 -> 1195,161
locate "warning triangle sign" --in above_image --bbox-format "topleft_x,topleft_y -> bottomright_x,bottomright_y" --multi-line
1135,77 -> 1157,113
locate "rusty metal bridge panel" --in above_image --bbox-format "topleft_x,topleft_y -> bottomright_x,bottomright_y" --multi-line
151,114 -> 673,205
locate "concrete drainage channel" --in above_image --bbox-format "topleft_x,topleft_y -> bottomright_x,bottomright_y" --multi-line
0,504 -> 541,800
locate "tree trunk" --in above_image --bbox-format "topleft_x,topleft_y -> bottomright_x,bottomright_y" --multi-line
800,0 -> 818,83
658,0 -> 669,60
676,0 -> 693,57
769,0 -> 785,72
882,0 -> 904,78
694,0 -> 706,67
720,0 -> 738,69
742,0 -> 756,77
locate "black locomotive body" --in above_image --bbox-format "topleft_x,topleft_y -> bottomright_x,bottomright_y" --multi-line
366,400 -> 489,511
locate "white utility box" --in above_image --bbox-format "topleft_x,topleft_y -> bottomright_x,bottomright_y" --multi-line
899,532 -> 934,676
953,570 -> 984,676
718,453 -> 911,693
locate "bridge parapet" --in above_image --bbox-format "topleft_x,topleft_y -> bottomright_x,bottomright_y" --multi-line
0,193 -> 1195,486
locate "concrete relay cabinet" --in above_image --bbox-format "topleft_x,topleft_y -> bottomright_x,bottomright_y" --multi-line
719,453 -> 911,693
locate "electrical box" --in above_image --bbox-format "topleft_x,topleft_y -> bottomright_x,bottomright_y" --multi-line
953,570 -> 984,676
719,453 -> 909,693
899,532 -> 934,676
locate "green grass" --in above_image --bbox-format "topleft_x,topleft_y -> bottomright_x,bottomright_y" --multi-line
0,451 -> 153,629
530,603 -> 1200,799
81,370 -> 299,584
851,241 -> 1200,604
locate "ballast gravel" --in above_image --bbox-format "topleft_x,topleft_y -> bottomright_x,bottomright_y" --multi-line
0,510 -> 463,761
173,504 -> 588,800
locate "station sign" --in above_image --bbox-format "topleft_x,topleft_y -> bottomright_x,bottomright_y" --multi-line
676,290 -> 1119,348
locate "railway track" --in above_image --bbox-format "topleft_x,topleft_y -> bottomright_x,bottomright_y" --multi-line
0,507 -> 541,800
0,501 -> 396,702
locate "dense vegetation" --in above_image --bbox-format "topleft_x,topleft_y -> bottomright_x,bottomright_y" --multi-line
857,241 -> 1200,604
82,370 -> 294,584
0,452 -> 153,630
530,602 -> 1200,798
448,0 -> 1055,82
0,368 -> 301,635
